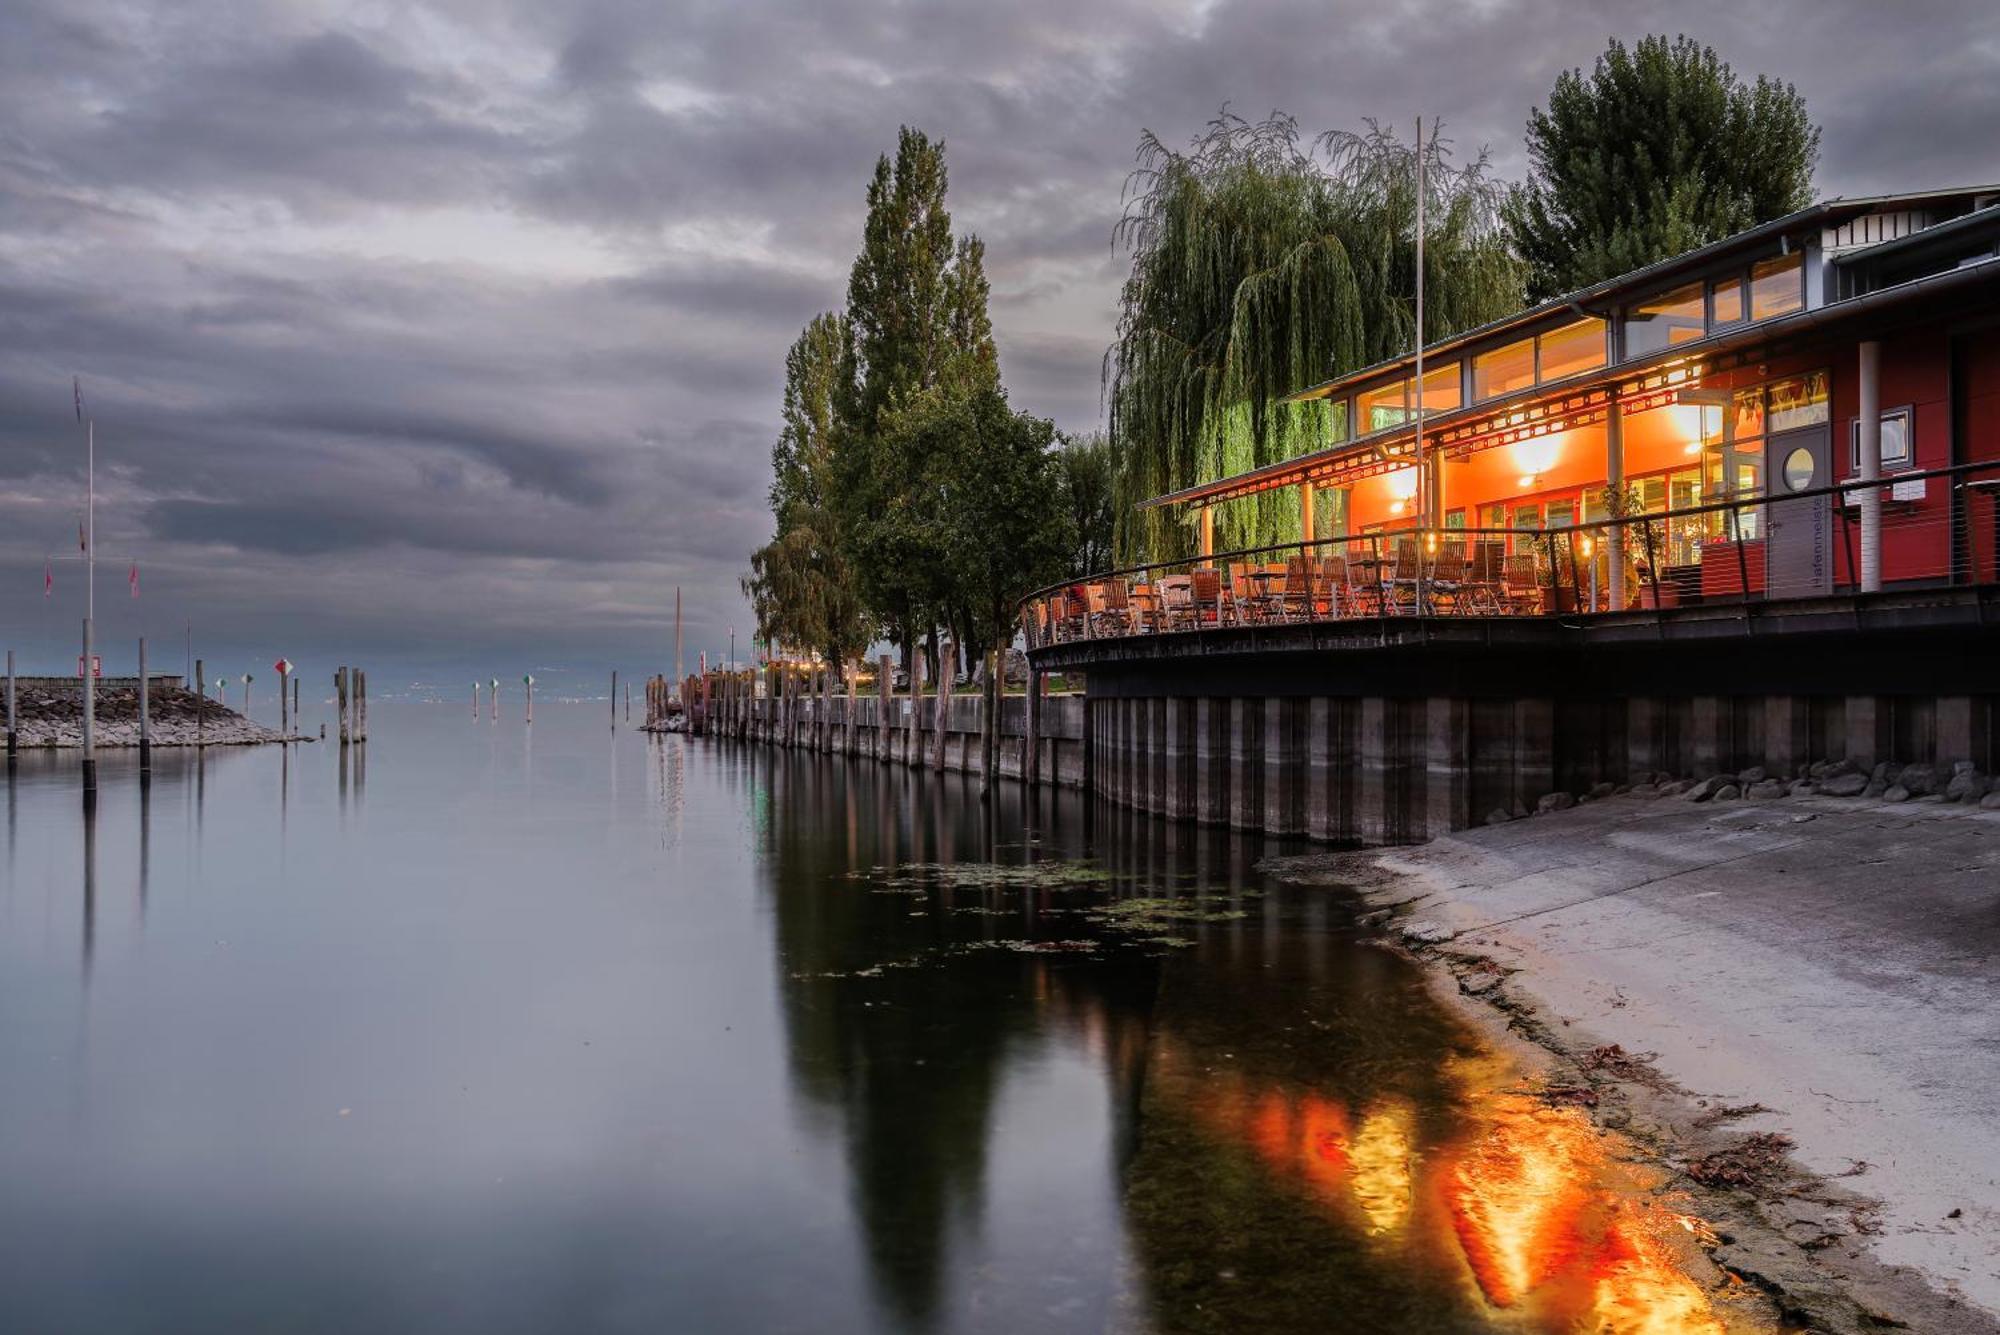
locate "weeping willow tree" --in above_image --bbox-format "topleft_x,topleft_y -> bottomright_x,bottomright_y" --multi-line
1107,111 -> 1525,560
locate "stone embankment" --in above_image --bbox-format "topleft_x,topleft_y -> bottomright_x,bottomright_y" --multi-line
1494,755 -> 2000,824
1266,777 -> 2000,1334
8,684 -> 287,747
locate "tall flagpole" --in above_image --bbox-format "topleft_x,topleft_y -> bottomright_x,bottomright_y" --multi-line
1413,116 -> 1427,612
82,396 -> 97,796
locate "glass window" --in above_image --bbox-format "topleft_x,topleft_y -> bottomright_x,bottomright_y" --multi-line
1538,318 -> 1606,382
1767,371 -> 1829,431
1444,509 -> 1466,529
1473,338 -> 1536,401
1322,399 -> 1349,445
1547,499 -> 1576,527
1711,274 -> 1746,328
1848,408 -> 1914,471
1357,377 -> 1411,433
1731,386 -> 1764,444
1418,363 -> 1461,414
1624,281 -> 1706,357
1748,254 -> 1804,320
1782,447 -> 1816,491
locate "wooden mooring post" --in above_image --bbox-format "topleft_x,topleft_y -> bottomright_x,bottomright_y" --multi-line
877,655 -> 892,762
137,637 -> 151,774
1025,665 -> 1041,788
611,670 -> 618,729
906,652 -> 923,766
195,658 -> 205,747
335,667 -> 350,744
931,641 -> 952,772
6,648 -> 17,764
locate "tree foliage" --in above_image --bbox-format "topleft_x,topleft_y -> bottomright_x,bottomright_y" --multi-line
744,312 -> 871,663
885,386 -> 1070,652
1055,433 -> 1117,579
1107,111 -> 1523,561
1503,34 -> 1819,301
747,125 -> 1065,671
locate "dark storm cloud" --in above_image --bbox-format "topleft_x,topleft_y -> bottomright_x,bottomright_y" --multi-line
1,0 -> 1993,684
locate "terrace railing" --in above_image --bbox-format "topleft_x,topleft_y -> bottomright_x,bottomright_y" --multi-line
1020,459 -> 2000,649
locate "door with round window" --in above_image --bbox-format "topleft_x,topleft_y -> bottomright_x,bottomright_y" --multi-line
1764,426 -> 1832,596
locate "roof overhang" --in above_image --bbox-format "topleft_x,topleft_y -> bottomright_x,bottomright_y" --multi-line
1140,256 -> 2000,511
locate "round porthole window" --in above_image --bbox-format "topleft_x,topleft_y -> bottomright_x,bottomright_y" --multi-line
1782,446 -> 1816,491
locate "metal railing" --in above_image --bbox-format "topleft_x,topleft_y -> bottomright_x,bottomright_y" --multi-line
1020,459 -> 2000,648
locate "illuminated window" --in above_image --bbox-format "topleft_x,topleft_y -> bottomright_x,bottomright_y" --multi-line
1711,275 -> 1746,328
1357,377 -> 1412,433
1748,254 -> 1804,320
1624,281 -> 1706,357
1473,339 -> 1535,401
1323,399 -> 1350,445
1538,318 -> 1606,381
1418,363 -> 1461,414
1767,371 -> 1828,431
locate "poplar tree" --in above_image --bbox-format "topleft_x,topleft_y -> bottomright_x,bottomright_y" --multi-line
832,127 -> 1002,680
1503,35 -> 1819,301
745,312 -> 870,665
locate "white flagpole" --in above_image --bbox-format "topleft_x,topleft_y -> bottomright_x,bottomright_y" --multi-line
1413,116 -> 1428,612
82,406 -> 97,794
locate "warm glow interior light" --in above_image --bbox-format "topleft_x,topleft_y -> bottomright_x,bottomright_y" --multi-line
1386,467 -> 1419,501
1512,436 -> 1562,479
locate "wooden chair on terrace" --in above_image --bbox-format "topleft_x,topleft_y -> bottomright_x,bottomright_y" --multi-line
1467,542 -> 1505,613
1388,539 -> 1426,614
1190,568 -> 1224,628
1281,555 -> 1316,622
1086,581 -> 1134,636
1158,575 -> 1194,631
1430,551 -> 1471,615
1320,551 -> 1352,619
1501,555 -> 1542,614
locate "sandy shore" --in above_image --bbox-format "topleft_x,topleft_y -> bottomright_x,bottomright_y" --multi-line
1266,789 -> 2000,1332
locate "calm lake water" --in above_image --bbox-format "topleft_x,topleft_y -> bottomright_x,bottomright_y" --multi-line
0,703 -> 1766,1333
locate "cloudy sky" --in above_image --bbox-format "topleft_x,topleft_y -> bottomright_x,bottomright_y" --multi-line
2,0 -> 1994,694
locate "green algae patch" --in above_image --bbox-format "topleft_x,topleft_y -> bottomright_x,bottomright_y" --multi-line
1087,898 -> 1250,935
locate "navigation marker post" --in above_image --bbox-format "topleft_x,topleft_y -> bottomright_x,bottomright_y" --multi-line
524,674 -> 534,725
275,659 -> 293,737
138,638 -> 151,775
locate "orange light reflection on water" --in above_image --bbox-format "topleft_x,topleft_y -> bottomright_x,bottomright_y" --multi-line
1159,1040 -> 1754,1333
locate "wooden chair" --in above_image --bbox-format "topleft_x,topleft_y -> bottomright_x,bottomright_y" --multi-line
1159,575 -> 1195,631
1501,555 -> 1541,614
1430,551 -> 1470,615
1190,568 -> 1224,628
1281,555 -> 1316,621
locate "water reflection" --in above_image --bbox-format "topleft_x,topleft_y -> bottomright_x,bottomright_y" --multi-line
0,711 -> 1773,1335
756,755 -> 1769,1335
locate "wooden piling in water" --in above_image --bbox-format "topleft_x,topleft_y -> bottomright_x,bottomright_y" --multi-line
4,648 -> 14,763
335,667 -> 349,744
1025,666 -> 1042,788
981,647 -> 998,797
611,670 -> 618,729
196,658 -> 205,747
932,642 -> 952,772
138,638 -> 151,773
